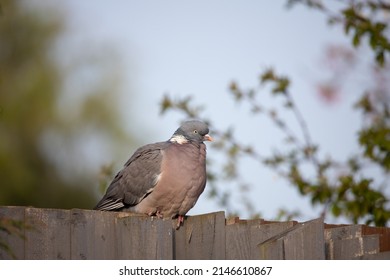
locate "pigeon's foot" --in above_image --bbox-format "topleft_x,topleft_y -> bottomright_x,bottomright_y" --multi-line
176,215 -> 184,229
156,210 -> 164,219
148,210 -> 164,219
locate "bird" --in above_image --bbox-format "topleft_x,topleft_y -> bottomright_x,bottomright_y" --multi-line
94,120 -> 212,229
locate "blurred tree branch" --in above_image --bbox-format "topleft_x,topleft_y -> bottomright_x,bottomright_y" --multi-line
287,0 -> 390,66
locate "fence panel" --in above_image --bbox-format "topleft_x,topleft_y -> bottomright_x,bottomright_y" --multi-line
1,207 -> 389,260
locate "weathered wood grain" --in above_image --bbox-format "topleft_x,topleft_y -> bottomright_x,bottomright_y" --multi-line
258,218 -> 325,260
174,211 -> 225,259
226,219 -> 295,259
70,209 -> 119,260
25,207 -> 70,260
0,206 -> 26,260
325,225 -> 381,259
258,238 -> 285,260
116,214 -> 174,260
362,225 -> 390,252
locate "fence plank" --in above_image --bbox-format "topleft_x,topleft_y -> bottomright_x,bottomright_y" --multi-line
362,226 -> 390,252
70,209 -> 119,260
258,218 -> 325,260
325,225 -> 381,259
362,235 -> 381,255
0,206 -> 26,260
250,222 -> 296,259
259,238 -> 285,260
325,225 -> 360,260
284,218 -> 325,259
116,214 -> 174,260
24,207 -> 70,260
174,211 -> 225,260
225,223 -> 251,259
226,221 -> 295,259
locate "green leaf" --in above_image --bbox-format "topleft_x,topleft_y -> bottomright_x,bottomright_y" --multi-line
376,50 -> 385,67
352,33 -> 361,47
331,204 -> 342,216
260,69 -> 275,83
354,93 -> 373,113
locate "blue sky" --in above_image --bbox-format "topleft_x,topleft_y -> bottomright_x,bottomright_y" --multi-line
41,0 -> 365,222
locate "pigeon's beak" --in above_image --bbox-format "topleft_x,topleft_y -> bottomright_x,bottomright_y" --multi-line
203,134 -> 213,142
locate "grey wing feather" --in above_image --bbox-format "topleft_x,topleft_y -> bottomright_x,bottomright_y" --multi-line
94,142 -> 167,211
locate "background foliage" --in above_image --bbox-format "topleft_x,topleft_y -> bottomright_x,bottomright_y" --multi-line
0,0 -> 135,209
161,0 -> 390,226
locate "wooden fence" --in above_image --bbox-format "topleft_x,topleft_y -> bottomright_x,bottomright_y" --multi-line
0,206 -> 389,260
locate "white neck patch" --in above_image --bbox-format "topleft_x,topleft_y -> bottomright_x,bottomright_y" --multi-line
169,135 -> 188,144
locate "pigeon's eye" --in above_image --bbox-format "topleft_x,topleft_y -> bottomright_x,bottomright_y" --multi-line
193,130 -> 198,134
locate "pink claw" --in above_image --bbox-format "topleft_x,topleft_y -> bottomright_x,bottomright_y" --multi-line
156,210 -> 164,219
176,215 -> 184,229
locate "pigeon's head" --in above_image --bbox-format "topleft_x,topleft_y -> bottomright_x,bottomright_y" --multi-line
170,120 -> 213,144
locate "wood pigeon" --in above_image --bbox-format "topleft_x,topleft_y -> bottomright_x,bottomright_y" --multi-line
94,120 -> 212,228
